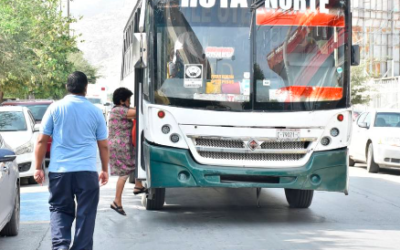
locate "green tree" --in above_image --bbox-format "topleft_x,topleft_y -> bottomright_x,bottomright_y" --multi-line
0,0 -> 96,101
68,52 -> 100,84
351,63 -> 371,105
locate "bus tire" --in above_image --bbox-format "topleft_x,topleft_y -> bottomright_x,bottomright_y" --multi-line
285,189 -> 314,208
128,172 -> 135,184
349,156 -> 355,167
367,144 -> 379,173
142,188 -> 165,210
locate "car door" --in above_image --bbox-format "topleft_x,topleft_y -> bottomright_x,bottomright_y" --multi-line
351,112 -> 368,160
0,137 -> 13,226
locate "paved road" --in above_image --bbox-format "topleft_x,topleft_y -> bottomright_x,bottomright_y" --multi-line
1,165 -> 400,250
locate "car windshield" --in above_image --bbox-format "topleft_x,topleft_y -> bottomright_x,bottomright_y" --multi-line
0,111 -> 27,131
20,104 -> 50,121
87,98 -> 102,104
375,113 -> 400,128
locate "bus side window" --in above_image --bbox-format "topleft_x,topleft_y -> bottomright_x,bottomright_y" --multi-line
134,9 -> 141,33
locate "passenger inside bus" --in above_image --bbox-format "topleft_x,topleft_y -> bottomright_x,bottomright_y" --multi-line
168,49 -> 184,79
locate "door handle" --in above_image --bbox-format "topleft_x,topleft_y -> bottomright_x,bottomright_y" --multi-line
1,165 -> 9,172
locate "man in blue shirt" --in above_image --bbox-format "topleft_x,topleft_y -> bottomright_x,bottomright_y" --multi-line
34,71 -> 109,250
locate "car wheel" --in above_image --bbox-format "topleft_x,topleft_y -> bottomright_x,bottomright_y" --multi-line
285,189 -> 314,208
0,185 -> 20,236
367,144 -> 379,173
349,156 -> 355,167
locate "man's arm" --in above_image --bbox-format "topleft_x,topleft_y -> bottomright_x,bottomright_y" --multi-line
98,139 -> 109,186
34,134 -> 50,185
33,107 -> 53,185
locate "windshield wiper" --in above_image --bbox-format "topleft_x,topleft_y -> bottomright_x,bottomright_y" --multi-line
249,0 -> 265,38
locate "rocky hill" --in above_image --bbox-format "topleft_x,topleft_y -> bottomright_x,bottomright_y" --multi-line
71,0 -> 136,92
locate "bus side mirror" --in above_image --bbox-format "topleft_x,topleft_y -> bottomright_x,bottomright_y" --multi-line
351,45 -> 360,66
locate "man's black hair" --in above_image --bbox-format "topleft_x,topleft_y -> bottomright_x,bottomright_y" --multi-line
67,71 -> 88,95
113,87 -> 133,105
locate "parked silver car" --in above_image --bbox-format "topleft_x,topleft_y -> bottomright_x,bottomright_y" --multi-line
0,134 -> 20,236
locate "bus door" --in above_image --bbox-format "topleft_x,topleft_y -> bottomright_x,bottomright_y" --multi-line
134,1 -> 148,180
134,67 -> 147,180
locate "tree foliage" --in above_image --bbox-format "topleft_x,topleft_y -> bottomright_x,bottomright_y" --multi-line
351,63 -> 371,105
0,0 -> 98,101
68,52 -> 100,84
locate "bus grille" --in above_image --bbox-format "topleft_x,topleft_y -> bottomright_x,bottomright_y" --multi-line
199,152 -> 306,162
260,141 -> 309,150
195,138 -> 245,148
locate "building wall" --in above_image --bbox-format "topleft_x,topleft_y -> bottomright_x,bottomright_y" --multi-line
352,0 -> 400,77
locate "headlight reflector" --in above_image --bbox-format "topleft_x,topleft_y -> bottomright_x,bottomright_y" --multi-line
15,141 -> 33,155
379,137 -> 400,147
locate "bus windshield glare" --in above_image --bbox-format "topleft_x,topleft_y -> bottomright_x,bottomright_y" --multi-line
152,0 -> 348,111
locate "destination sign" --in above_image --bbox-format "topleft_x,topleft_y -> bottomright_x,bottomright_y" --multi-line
182,0 -> 330,13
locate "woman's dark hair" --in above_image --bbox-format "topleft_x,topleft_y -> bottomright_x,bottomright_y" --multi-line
113,87 -> 133,105
67,71 -> 88,94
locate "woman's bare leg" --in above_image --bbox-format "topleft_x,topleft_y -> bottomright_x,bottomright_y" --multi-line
135,179 -> 144,189
114,176 -> 128,207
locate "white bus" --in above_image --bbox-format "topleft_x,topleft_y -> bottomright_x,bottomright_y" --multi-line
121,0 -> 360,210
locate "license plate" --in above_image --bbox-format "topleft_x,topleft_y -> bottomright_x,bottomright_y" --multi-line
277,129 -> 300,141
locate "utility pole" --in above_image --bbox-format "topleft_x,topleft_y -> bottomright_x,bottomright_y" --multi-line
67,0 -> 70,19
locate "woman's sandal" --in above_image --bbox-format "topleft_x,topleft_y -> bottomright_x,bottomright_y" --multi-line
133,187 -> 148,195
110,201 -> 126,216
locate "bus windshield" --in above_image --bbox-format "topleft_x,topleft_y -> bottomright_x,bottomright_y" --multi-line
151,0 -> 348,111
153,0 -> 251,110
254,0 -> 348,110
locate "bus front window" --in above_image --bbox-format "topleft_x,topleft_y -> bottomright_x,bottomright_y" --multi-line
254,0 -> 348,110
153,0 -> 252,111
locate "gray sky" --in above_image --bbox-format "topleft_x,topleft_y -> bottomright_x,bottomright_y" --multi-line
68,0 -> 133,18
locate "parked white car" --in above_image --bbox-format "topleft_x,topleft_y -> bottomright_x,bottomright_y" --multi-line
0,106 -> 43,183
349,109 -> 400,173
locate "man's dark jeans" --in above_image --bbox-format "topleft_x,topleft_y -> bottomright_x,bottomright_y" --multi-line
48,171 -> 99,250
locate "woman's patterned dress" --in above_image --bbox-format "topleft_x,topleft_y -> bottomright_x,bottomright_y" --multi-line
108,106 -> 135,176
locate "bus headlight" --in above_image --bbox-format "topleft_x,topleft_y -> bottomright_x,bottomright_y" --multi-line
170,134 -> 180,143
321,137 -> 331,146
330,128 -> 340,137
161,125 -> 171,134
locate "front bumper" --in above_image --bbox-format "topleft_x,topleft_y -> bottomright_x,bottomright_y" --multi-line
144,142 -> 348,193
374,144 -> 400,168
